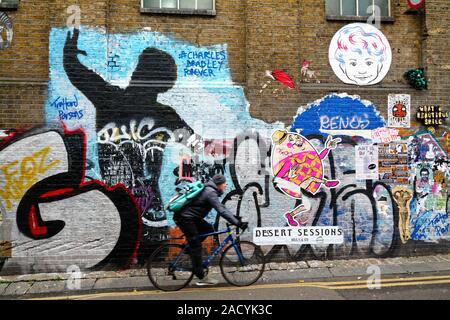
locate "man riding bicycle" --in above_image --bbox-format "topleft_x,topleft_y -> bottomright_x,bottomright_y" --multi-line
173,174 -> 248,286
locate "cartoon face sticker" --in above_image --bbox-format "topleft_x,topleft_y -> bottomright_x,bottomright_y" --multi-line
329,23 -> 392,86
393,103 -> 407,118
388,94 -> 410,128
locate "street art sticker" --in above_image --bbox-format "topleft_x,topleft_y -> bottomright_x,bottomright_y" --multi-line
407,0 -> 425,10
260,69 -> 295,96
271,129 -> 341,227
371,127 -> 400,144
407,132 -> 447,164
329,23 -> 392,86
378,142 -> 409,184
392,187 -> 413,244
0,12 -> 13,50
388,94 -> 411,128
291,93 -> 385,137
265,70 -> 295,90
355,145 -> 379,180
300,60 -> 320,83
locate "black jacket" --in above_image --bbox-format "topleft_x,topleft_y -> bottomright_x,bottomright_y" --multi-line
174,181 -> 240,226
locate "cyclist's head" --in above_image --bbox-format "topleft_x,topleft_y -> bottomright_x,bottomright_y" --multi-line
212,174 -> 227,193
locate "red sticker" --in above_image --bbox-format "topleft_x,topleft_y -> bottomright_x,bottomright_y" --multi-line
407,0 -> 425,10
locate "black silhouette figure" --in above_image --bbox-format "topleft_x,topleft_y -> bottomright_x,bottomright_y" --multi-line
63,29 -> 193,246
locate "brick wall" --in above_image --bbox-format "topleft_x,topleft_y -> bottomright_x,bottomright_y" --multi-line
0,0 -> 448,274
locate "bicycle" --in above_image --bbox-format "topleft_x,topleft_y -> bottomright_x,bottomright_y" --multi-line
146,222 -> 266,291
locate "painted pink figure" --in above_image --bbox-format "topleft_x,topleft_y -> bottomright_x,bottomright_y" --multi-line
271,130 -> 341,226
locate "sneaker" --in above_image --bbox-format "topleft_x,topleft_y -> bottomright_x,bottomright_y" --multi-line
195,276 -> 219,286
324,180 -> 340,188
284,212 -> 299,227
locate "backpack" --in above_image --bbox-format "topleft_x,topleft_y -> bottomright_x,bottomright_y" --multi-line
166,181 -> 205,213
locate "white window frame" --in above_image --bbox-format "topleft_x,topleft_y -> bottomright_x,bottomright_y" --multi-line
328,0 -> 393,21
0,0 -> 20,10
140,0 -> 216,16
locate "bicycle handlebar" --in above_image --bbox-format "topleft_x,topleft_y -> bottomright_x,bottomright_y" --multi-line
226,217 -> 249,234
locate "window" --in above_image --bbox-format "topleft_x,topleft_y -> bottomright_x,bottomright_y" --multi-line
141,0 -> 216,16
0,0 -> 20,10
326,0 -> 393,21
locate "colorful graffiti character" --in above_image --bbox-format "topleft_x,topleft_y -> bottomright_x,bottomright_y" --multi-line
329,23 -> 392,86
271,130 -> 341,226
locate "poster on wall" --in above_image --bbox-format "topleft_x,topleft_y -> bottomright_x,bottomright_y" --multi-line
388,94 -> 411,128
372,127 -> 400,144
378,142 -> 409,184
328,23 -> 392,86
253,227 -> 344,246
355,145 -> 379,180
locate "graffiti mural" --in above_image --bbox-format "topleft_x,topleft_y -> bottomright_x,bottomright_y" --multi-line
0,128 -> 141,273
0,11 -> 13,50
291,93 -> 385,137
45,26 -> 281,263
329,23 -> 392,86
0,22 -> 445,274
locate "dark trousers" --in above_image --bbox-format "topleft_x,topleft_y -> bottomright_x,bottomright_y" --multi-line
174,217 -> 214,279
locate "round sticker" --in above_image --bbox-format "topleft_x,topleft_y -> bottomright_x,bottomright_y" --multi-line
328,23 -> 392,86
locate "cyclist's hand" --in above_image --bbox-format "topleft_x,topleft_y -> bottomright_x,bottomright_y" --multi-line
238,221 -> 249,231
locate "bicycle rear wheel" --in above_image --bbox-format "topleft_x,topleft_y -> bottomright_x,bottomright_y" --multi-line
220,241 -> 265,287
147,244 -> 194,291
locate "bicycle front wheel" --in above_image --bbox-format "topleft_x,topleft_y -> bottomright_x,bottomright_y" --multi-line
147,244 -> 193,291
220,241 -> 265,287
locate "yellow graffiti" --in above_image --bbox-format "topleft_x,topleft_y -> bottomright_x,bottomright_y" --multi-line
0,147 -> 61,210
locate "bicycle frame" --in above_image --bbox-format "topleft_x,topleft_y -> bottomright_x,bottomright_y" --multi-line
170,224 -> 245,272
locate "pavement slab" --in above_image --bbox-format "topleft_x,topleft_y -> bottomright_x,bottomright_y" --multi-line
3,282 -> 33,296
93,276 -> 151,290
27,281 -> 67,295
0,283 -> 9,295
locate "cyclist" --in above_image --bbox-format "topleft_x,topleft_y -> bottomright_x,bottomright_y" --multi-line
173,174 -> 248,286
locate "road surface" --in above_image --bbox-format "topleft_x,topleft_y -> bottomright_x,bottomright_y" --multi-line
27,273 -> 450,300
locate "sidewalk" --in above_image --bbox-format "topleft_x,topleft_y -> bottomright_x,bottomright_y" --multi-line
1,254 -> 450,298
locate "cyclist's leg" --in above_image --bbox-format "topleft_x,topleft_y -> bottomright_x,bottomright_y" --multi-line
196,219 -> 215,243
176,218 -> 204,279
